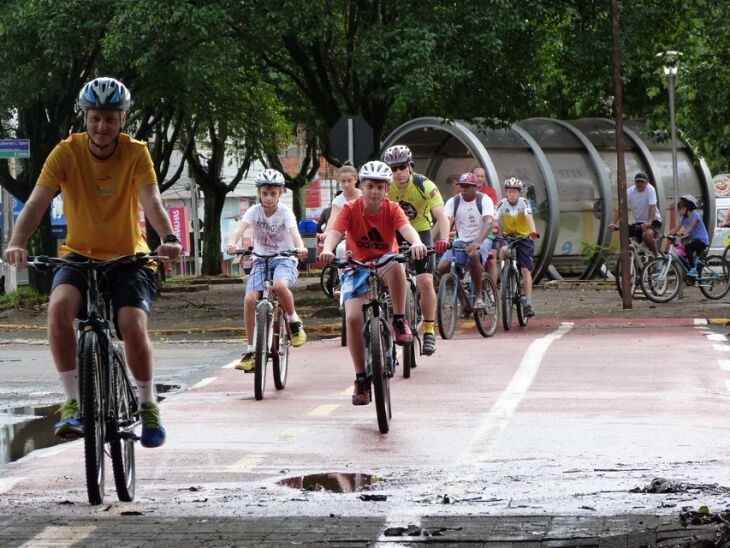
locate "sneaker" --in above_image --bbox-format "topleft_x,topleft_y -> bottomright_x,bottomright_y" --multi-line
54,399 -> 83,439
687,268 -> 698,278
391,318 -> 413,346
473,298 -> 486,310
422,332 -> 436,356
525,304 -> 535,318
290,321 -> 307,347
352,378 -> 371,406
138,402 -> 166,448
235,352 -> 255,372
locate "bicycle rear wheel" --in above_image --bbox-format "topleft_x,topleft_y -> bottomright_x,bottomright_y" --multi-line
369,317 -> 391,434
500,262 -> 513,330
402,285 -> 417,378
254,305 -> 271,400
272,306 -> 289,390
698,255 -> 730,300
437,273 -> 458,339
319,265 -> 340,299
109,345 -> 136,502
80,330 -> 105,505
640,257 -> 681,303
614,252 -> 637,297
475,274 -> 498,337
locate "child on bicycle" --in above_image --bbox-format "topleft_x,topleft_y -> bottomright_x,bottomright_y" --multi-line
494,177 -> 539,317
318,160 -> 427,406
226,169 -> 309,371
437,172 -> 494,308
667,194 -> 709,279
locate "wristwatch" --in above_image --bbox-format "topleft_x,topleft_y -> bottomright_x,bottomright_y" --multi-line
162,234 -> 181,244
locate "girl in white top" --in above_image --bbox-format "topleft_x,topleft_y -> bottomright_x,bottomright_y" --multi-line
319,161 -> 362,257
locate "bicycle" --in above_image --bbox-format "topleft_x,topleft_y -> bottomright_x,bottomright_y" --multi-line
236,249 -> 299,400
398,244 -> 432,378
320,263 -> 347,347
497,236 -> 535,330
332,251 -> 411,434
640,235 -> 730,303
614,238 -> 652,297
28,253 -> 164,506
436,240 -> 498,339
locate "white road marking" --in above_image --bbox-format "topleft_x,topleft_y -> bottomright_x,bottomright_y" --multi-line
714,344 -> 730,352
466,322 -> 574,460
308,404 -> 340,417
694,318 -> 708,325
706,334 -> 727,342
222,359 -> 240,369
228,455 -> 266,473
340,385 -> 353,396
719,360 -> 730,372
191,377 -> 217,389
20,526 -> 96,547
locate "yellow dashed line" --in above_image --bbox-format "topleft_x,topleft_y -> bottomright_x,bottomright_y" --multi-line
341,385 -> 353,396
228,455 -> 266,472
308,404 -> 340,417
277,426 -> 309,442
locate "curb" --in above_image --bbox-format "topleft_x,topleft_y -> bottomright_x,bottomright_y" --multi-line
0,322 -> 343,336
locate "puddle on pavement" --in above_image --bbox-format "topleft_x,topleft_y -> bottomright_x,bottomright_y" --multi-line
278,472 -> 376,493
0,404 -> 64,465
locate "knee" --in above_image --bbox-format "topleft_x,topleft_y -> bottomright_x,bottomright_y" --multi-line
272,279 -> 289,294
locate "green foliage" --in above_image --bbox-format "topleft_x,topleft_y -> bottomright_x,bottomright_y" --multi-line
580,239 -> 617,263
0,286 -> 46,311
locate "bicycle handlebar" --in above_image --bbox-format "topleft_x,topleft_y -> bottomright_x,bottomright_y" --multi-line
27,253 -> 167,270
232,248 -> 299,259
332,252 -> 409,271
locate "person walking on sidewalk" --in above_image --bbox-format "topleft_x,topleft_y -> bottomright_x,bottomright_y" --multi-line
383,145 -> 449,356
2,77 -> 182,448
319,161 -> 427,405
226,168 -> 309,371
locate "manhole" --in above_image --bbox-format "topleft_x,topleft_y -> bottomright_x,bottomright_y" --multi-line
278,473 -> 376,493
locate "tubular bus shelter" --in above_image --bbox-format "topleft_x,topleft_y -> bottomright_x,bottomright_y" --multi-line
382,117 -> 713,281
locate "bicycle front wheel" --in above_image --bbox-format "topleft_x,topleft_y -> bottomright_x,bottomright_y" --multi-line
640,257 -> 681,303
319,264 -> 340,299
614,251 -> 638,297
475,274 -> 498,337
109,345 -> 136,502
80,330 -> 105,505
698,255 -> 730,300
402,285 -> 417,378
254,305 -> 271,400
437,273 -> 458,339
272,306 -> 289,390
500,262 -> 513,330
516,270 -> 528,328
369,317 -> 391,434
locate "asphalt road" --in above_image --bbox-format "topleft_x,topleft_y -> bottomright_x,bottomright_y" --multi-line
2,316 -> 730,544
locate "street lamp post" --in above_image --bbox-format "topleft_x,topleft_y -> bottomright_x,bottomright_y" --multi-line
657,50 -> 682,218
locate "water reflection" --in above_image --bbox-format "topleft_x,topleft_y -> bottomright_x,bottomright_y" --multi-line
278,472 -> 375,493
0,405 -> 64,464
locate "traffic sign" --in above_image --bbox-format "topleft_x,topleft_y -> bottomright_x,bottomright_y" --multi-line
329,115 -> 373,167
0,139 -> 30,158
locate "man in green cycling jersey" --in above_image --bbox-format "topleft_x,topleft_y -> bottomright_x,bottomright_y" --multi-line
383,145 -> 449,355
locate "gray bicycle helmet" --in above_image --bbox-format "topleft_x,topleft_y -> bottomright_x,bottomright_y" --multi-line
382,145 -> 412,166
78,77 -> 131,111
255,168 -> 286,186
359,160 -> 392,182
679,194 -> 699,210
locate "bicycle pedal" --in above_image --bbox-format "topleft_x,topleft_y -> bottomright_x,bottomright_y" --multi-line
119,432 -> 140,441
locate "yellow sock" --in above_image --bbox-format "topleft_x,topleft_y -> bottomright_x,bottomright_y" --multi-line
424,321 -> 435,335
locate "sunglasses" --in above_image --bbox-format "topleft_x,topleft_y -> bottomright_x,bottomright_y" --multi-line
391,163 -> 410,172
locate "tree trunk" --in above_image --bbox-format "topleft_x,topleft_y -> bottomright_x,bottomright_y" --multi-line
201,187 -> 226,275
290,185 -> 305,221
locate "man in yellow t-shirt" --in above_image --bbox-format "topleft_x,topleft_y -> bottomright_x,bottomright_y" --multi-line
3,77 -> 182,448
383,145 -> 449,356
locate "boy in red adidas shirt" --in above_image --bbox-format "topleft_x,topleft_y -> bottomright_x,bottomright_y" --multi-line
319,160 -> 427,405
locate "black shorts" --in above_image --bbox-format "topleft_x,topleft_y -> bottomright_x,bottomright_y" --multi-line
628,221 -> 661,240
52,255 -> 157,335
397,229 -> 434,275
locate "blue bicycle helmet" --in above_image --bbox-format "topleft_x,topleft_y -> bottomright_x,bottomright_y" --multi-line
78,77 -> 131,111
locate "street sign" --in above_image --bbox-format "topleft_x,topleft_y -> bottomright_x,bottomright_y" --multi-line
329,115 -> 373,167
0,139 -> 30,159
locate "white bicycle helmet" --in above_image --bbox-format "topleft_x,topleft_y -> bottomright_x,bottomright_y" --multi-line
359,161 -> 392,182
382,145 -> 412,166
78,77 -> 131,111
679,194 -> 699,210
255,168 -> 286,186
503,177 -> 523,189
